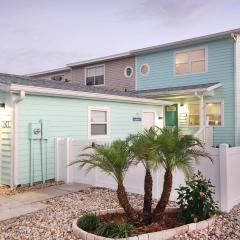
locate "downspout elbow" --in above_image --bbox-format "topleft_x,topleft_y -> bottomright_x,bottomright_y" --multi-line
14,90 -> 25,103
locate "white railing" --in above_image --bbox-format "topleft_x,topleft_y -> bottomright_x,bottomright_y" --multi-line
194,126 -> 213,146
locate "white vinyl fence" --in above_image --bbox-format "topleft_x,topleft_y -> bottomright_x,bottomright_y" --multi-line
55,138 -> 240,212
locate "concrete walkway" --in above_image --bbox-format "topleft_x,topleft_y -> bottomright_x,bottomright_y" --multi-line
0,183 -> 90,221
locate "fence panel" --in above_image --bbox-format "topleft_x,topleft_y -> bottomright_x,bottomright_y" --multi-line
55,138 -> 240,212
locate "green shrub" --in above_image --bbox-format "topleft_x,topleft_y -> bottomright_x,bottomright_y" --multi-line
96,222 -> 133,238
176,171 -> 219,223
77,212 -> 99,231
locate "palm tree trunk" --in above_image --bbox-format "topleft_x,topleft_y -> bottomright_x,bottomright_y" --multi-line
152,169 -> 173,222
117,183 -> 138,223
143,169 -> 153,224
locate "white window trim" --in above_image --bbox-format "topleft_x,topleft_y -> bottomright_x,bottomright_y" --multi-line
142,110 -> 156,130
174,46 -> 208,76
140,64 -> 150,76
124,66 -> 133,78
84,64 -> 105,87
88,106 -> 110,139
188,99 -> 224,128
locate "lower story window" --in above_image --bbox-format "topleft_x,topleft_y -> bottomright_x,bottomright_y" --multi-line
188,102 -> 223,126
90,108 -> 109,137
206,102 -> 222,126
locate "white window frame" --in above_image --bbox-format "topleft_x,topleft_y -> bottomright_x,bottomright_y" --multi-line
188,102 -> 200,127
88,106 -> 110,139
174,46 -> 208,76
187,100 -> 224,127
140,64 -> 150,76
124,66 -> 133,78
85,64 -> 105,86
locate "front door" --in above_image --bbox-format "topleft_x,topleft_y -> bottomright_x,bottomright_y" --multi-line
142,112 -> 155,129
165,104 -> 178,127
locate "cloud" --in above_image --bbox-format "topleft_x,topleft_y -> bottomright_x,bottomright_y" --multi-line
117,0 -> 215,26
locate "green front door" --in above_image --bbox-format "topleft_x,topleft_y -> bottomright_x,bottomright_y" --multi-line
165,104 -> 178,127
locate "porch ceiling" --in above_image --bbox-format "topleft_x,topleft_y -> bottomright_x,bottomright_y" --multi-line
136,82 -> 222,99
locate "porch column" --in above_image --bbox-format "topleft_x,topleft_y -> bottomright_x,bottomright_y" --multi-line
199,94 -> 205,127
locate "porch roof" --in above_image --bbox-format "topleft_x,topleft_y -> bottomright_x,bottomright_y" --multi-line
136,82 -> 222,98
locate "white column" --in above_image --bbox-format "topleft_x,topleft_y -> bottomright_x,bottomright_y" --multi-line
199,94 -> 204,127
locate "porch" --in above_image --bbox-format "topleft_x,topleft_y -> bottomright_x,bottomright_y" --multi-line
137,82 -> 223,146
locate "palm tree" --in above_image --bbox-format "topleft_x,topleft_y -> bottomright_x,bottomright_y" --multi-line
151,127 -> 212,222
70,140 -> 138,223
127,127 -> 159,225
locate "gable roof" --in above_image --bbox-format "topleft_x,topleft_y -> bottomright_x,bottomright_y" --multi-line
0,73 -> 172,106
27,28 -> 240,76
136,82 -> 222,97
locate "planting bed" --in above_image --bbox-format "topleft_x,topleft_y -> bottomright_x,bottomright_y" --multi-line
73,208 -> 216,240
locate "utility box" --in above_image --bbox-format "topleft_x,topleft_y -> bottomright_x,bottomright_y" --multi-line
29,123 -> 42,140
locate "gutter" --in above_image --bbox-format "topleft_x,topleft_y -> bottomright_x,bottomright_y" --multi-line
9,84 -> 175,106
232,32 -> 239,146
12,90 -> 25,186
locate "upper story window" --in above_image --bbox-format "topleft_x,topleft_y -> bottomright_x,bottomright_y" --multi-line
86,65 -> 104,86
89,107 -> 109,138
124,66 -> 133,78
140,64 -> 150,76
175,47 -> 207,75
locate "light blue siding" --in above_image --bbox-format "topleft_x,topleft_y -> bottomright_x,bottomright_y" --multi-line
17,95 -> 163,184
136,38 -> 235,146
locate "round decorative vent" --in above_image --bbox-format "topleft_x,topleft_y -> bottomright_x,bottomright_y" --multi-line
140,64 -> 150,75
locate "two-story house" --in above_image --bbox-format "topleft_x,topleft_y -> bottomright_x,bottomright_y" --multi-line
28,53 -> 136,92
28,28 -> 240,147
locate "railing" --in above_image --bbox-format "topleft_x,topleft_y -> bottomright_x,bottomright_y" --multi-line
194,126 -> 213,146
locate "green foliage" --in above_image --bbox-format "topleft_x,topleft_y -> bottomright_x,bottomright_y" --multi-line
96,222 -> 133,238
176,171 -> 219,223
152,127 -> 212,177
70,140 -> 135,184
77,212 -> 99,231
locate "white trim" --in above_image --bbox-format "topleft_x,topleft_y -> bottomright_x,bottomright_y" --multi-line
84,64 -> 105,87
140,64 -> 150,76
68,52 -> 131,67
27,67 -> 70,77
88,106 -> 110,139
138,83 -> 222,97
234,34 -> 240,145
142,110 -> 156,130
124,66 -> 133,78
174,46 -> 208,76
7,84 -> 173,106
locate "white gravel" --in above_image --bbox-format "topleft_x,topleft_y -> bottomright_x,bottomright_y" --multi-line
0,187 -> 238,240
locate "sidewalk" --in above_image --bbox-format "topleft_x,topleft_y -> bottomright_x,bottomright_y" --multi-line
0,183 -> 90,221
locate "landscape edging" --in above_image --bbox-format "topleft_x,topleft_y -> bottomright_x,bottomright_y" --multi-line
72,208 -> 216,240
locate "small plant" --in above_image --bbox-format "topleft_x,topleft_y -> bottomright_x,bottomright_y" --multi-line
176,171 -> 219,223
77,212 -> 99,231
96,222 -> 133,238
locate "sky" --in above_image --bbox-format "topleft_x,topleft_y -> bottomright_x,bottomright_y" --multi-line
0,0 -> 240,75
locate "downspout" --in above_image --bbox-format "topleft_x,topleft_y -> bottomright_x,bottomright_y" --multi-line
12,90 -> 25,186
231,33 -> 238,146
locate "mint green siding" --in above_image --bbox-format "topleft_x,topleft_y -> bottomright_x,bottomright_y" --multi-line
136,38 -> 235,146
17,95 -> 162,184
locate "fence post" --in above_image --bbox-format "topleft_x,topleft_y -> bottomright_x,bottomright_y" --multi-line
219,144 -> 229,212
54,137 -> 60,181
63,138 -> 72,183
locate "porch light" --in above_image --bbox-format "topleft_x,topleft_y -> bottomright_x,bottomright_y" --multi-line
0,103 -> 5,108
